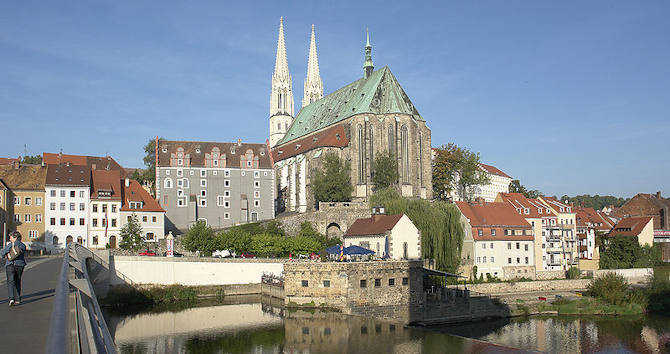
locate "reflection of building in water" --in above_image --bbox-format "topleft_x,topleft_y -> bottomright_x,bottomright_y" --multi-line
473,317 -> 581,352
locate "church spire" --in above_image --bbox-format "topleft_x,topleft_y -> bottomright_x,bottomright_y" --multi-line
269,17 -> 295,147
302,24 -> 323,108
364,28 -> 374,79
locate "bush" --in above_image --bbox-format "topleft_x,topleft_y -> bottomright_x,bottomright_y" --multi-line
566,267 -> 580,279
646,273 -> 670,314
587,273 -> 629,305
181,221 -> 217,255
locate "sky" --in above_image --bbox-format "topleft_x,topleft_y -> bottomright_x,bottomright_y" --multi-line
1,1 -> 669,198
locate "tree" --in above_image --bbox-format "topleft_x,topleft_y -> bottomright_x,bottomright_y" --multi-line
560,194 -> 628,210
21,155 -> 42,165
131,137 -> 162,188
311,152 -> 353,204
509,179 -> 542,199
372,151 -> 399,190
599,235 -> 661,269
181,221 -> 217,255
119,214 -> 145,251
432,143 -> 490,201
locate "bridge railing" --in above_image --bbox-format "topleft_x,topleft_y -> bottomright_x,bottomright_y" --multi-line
46,242 -> 117,354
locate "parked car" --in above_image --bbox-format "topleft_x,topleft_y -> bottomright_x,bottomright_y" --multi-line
212,249 -> 235,258
240,252 -> 256,258
162,251 -> 183,257
139,249 -> 157,256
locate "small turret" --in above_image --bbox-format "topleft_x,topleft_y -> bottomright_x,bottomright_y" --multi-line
363,28 -> 374,78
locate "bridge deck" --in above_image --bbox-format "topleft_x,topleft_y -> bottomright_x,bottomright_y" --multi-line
0,257 -> 62,353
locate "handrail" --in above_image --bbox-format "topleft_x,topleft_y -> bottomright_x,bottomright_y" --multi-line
46,243 -> 117,354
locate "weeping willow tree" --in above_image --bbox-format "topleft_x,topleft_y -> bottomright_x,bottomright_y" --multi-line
369,188 -> 465,272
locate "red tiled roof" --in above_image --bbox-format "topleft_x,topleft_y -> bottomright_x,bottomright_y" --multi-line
607,217 -> 652,238
272,124 -> 349,162
497,193 -> 558,219
157,140 -> 272,169
575,206 -> 614,231
344,214 -> 404,236
45,164 -> 90,186
121,179 -> 164,212
455,201 -> 533,241
0,165 -> 46,190
43,153 -> 128,177
0,157 -> 20,166
479,163 -> 512,179
91,170 -> 122,201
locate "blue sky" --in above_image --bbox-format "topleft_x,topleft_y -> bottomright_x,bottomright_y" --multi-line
1,1 -> 668,197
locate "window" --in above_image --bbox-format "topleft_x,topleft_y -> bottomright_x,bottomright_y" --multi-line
301,280 -> 309,287
79,191 -> 85,198
525,257 -> 529,264
112,205 -> 117,213
35,214 -> 42,223
490,243 -> 493,249
201,190 -> 206,197
92,204 -> 98,213
79,203 -> 85,211
516,242 -> 520,249
24,214 -> 31,223
389,278 -> 395,286
491,229 -> 496,236
24,197 -> 31,206
224,170 -> 230,177
401,125 -> 409,183
152,216 -> 156,222
190,170 -> 194,175
50,218 -> 56,225
224,190 -> 230,197
14,215 -> 19,222
92,236 -> 98,245
102,204 -> 107,213
50,202 -> 56,211
165,170 -> 170,175
251,212 -> 258,222
70,203 -> 75,211
164,178 -> 173,188
254,190 -> 260,198
223,212 -> 230,219
217,196 -> 225,206
36,197 -> 42,206
60,203 -> 65,211
224,201 -> 230,208
200,199 -> 207,207
254,200 -> 260,207
388,125 -> 395,153
60,190 -> 66,197
111,219 -> 116,227
478,229 -> 483,237
143,216 -> 148,222
524,244 -> 529,251
360,279 -> 367,288
508,258 -> 512,264
374,278 -> 381,287
200,179 -> 206,187
50,190 -> 56,197
178,198 -> 186,207
241,171 -> 245,176
69,218 -> 75,226
93,219 -> 98,227
183,179 -> 189,188
80,218 -> 85,226
177,179 -> 183,187
357,125 -> 364,183
323,280 -> 331,287
163,195 -> 169,207
491,256 -> 494,263
507,242 -> 511,250
14,197 -> 19,205
60,218 -> 65,225
177,169 -> 183,177
482,243 -> 486,249
70,191 -> 75,198
200,169 -> 206,177
213,169 -> 217,174
402,277 -> 409,285
482,256 -> 487,263
254,181 -> 260,188
29,230 -> 38,239
516,257 -> 520,264
254,171 -> 260,178
145,232 -> 155,241
477,257 -> 481,263
224,180 -> 230,187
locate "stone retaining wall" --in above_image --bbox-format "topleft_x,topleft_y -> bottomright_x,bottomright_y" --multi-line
591,268 -> 653,283
535,270 -> 566,280
448,278 -> 590,295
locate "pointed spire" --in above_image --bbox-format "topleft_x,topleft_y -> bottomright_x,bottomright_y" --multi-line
364,28 -> 374,78
274,17 -> 290,78
303,24 -> 323,108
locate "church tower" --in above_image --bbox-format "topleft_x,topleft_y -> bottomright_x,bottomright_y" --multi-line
269,17 -> 295,147
364,28 -> 374,78
302,24 -> 323,108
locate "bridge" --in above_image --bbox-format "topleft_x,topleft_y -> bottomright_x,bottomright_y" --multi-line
0,243 -> 116,353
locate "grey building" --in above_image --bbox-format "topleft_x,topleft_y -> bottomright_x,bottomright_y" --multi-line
155,140 -> 275,231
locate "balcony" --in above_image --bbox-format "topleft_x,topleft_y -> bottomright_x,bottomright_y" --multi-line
544,223 -> 574,230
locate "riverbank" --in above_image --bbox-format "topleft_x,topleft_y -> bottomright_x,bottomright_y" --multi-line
507,295 -> 646,317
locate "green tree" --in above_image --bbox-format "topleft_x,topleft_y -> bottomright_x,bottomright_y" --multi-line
311,152 -> 353,204
432,143 -> 490,201
131,137 -> 163,188
181,221 -> 217,255
372,151 -> 399,190
509,179 -> 542,199
560,194 -> 628,210
21,155 -> 42,165
370,188 -> 465,272
599,235 -> 662,269
119,214 -> 145,251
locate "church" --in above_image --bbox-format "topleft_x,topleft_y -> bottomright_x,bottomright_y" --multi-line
269,18 -> 432,213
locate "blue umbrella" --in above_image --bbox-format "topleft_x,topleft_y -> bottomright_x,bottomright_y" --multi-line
343,245 -> 375,255
325,244 -> 342,254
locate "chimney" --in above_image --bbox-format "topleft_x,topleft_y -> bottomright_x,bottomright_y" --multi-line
125,178 -> 130,187
656,191 -> 661,199
91,163 -> 96,170
237,138 -> 242,146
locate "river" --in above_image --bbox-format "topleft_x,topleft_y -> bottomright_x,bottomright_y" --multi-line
104,296 -> 670,353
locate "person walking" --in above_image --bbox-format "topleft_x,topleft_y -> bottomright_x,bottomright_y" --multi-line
2,231 -> 27,306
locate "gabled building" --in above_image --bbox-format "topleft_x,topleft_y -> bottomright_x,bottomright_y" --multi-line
573,206 -> 614,269
343,212 -> 420,260
0,164 -> 47,249
43,152 -> 129,177
45,163 -> 91,249
538,197 -> 578,268
607,216 -> 654,247
120,178 -> 165,244
88,169 -> 122,249
455,201 -> 535,280
155,139 -> 274,231
611,192 -> 670,242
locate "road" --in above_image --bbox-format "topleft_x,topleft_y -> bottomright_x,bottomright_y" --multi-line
0,257 -> 62,353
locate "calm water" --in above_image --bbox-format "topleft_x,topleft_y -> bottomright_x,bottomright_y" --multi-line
105,297 -> 670,353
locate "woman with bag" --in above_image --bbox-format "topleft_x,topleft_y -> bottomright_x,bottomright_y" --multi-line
2,231 -> 27,306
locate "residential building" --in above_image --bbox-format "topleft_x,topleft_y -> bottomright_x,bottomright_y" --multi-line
496,193 -> 569,272
120,178 -> 165,244
0,164 -> 47,249
45,163 -> 91,249
538,197 -> 578,268
43,152 -> 129,177
606,216 -> 654,247
455,201 -> 535,280
611,192 -> 670,242
88,170 -> 122,249
574,206 -> 614,262
343,212 -> 421,259
270,26 -> 433,213
476,164 -> 513,202
155,139 -> 274,231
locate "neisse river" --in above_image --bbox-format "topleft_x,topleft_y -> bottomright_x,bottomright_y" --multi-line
105,296 -> 670,353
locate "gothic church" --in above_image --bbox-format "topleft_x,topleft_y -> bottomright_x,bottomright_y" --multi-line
269,18 -> 432,213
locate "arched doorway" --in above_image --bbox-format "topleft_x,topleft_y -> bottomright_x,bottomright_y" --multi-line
66,235 -> 73,244
326,222 -> 343,238
109,235 -> 117,249
52,236 -> 59,246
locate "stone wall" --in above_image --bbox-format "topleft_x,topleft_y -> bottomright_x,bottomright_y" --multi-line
502,266 -> 536,280
277,201 -> 371,236
590,268 -> 653,283
449,278 -> 591,295
283,260 -> 425,323
535,270 -> 566,280
578,258 -> 599,271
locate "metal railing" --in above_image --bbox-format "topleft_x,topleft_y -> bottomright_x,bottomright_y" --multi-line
46,243 -> 117,354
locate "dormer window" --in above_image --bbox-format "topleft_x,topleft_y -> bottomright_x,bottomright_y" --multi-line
231,148 -> 236,155
195,148 -> 201,154
260,150 -> 265,156
278,150 -> 283,155
295,144 -> 301,150
162,147 -> 167,153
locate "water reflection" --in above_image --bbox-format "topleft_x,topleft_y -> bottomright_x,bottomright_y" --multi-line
106,297 -> 670,353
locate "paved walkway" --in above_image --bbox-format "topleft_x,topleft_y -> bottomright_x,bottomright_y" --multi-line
0,257 -> 62,353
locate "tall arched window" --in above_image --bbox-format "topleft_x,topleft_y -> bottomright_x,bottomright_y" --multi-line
388,125 -> 394,154
369,127 -> 374,171
358,125 -> 364,183
164,178 -> 173,189
278,93 -> 282,109
419,132 -> 423,186
401,126 -> 409,183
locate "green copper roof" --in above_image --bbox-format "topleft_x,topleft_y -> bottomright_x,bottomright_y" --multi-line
277,66 -> 422,146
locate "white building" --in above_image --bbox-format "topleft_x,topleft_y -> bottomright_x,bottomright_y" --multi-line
475,163 -> 513,202
456,201 -> 536,280
88,170 -> 122,249
45,164 -> 91,249
120,178 -> 165,243
343,212 -> 421,260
